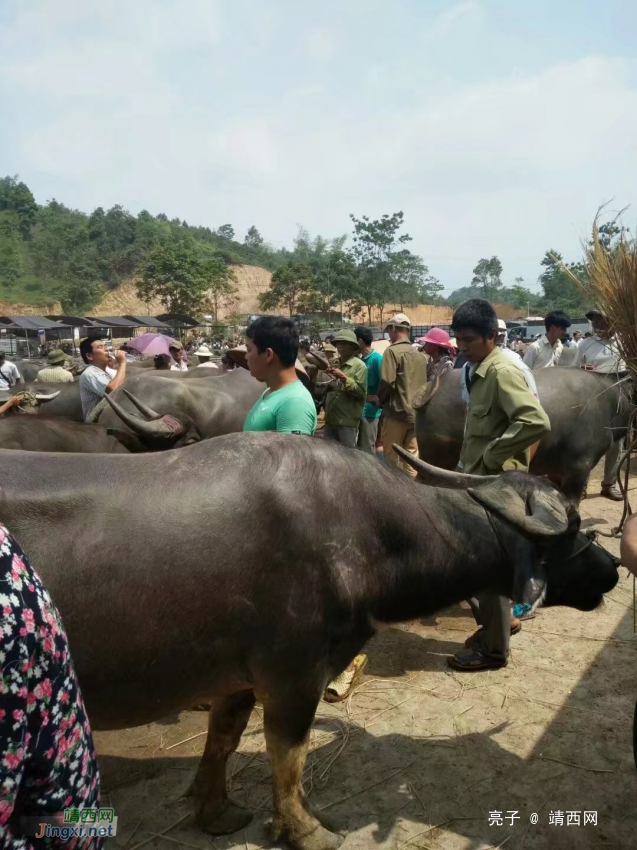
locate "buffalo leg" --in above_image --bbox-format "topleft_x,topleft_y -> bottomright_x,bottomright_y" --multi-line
263,691 -> 343,850
192,689 -> 256,835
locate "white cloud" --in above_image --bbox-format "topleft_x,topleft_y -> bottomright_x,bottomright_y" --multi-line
306,26 -> 339,60
1,1 -> 636,292
429,1 -> 482,37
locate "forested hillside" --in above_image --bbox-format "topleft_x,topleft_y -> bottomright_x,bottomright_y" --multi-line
0,175 -> 282,313
0,174 -> 615,321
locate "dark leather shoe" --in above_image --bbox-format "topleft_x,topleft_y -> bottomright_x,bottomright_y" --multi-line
601,484 -> 623,501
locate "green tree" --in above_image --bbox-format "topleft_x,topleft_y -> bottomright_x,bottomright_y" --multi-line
259,261 -> 315,316
538,251 -> 589,315
217,224 -> 235,242
471,256 -> 503,302
0,176 -> 37,239
244,226 -> 264,248
201,254 -> 237,322
137,239 -> 212,315
60,248 -> 104,313
389,249 -> 442,310
0,211 -> 23,286
349,211 -> 412,322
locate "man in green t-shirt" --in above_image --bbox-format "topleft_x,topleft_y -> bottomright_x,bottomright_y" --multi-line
243,316 -> 317,436
324,329 -> 368,448
354,326 -> 383,454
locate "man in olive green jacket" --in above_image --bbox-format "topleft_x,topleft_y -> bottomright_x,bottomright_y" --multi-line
378,313 -> 428,478
324,329 -> 368,448
450,300 -> 550,672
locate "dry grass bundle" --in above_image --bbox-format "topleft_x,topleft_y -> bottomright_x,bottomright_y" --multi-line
558,212 -> 637,384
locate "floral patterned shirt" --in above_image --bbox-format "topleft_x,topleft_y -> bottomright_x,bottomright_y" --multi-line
0,525 -> 102,849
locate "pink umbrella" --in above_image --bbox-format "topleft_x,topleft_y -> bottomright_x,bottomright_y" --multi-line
127,333 -> 178,357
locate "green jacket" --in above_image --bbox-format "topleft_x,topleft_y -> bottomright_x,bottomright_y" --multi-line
378,341 -> 428,424
460,347 -> 550,474
325,355 -> 367,427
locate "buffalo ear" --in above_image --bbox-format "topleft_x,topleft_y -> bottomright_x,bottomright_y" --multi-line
468,481 -> 569,537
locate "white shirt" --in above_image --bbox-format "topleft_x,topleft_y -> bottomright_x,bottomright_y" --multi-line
79,365 -> 116,421
573,335 -> 626,374
461,346 -> 538,403
0,360 -> 21,389
523,335 -> 563,370
196,361 -> 220,370
170,361 -> 188,372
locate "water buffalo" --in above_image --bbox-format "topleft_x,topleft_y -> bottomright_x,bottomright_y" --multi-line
96,367 -> 262,440
415,368 -> 631,501
0,397 -> 200,452
0,436 -> 618,849
5,382 -> 84,421
0,417 -> 138,452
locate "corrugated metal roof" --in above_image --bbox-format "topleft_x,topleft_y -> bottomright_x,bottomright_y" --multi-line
0,315 -> 72,330
46,315 -> 101,327
125,315 -> 171,329
156,313 -> 200,326
86,316 -> 145,328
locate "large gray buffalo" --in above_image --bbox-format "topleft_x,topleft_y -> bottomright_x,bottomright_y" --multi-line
0,399 -> 200,452
415,368 -> 631,501
96,367 -> 262,440
0,435 -> 618,849
6,382 -> 84,421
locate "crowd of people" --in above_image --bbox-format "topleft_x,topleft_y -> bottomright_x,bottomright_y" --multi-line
0,300 -> 632,846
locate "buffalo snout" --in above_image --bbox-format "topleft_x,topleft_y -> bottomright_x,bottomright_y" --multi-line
542,534 -> 619,611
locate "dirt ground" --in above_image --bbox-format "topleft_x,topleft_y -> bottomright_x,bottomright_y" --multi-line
96,470 -> 637,850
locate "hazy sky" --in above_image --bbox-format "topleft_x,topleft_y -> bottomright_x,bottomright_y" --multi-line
1,0 -> 636,295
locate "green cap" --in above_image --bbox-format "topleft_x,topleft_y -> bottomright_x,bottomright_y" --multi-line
332,329 -> 359,345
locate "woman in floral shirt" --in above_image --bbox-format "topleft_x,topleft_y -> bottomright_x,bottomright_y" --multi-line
0,525 -> 102,848
420,327 -> 456,382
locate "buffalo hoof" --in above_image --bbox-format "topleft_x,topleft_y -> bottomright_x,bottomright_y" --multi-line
271,822 -> 344,850
197,799 -> 253,835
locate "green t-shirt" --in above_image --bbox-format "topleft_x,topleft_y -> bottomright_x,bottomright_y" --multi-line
243,380 -> 317,436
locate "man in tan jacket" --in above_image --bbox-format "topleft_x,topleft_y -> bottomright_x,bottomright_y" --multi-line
378,313 -> 428,477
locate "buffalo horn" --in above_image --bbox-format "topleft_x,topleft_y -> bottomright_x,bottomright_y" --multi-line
104,394 -> 172,439
122,389 -> 161,421
34,391 -> 61,402
392,445 -> 497,488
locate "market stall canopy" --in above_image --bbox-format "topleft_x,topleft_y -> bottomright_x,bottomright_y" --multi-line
124,315 -> 171,329
86,316 -> 146,329
156,313 -> 200,327
46,315 -> 101,328
0,315 -> 72,330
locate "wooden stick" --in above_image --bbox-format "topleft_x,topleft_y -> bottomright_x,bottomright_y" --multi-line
145,832 -> 209,850
397,817 -> 478,848
128,813 -> 191,850
524,628 -> 635,644
164,731 -> 207,751
318,760 -> 416,811
538,755 -> 614,773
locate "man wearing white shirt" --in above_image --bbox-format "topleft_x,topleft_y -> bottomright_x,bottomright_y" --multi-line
169,341 -> 189,371
78,337 -> 127,421
523,311 -> 571,370
0,353 -> 22,390
574,310 -> 627,500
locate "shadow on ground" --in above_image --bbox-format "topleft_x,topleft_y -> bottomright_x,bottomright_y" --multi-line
99,607 -> 637,850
